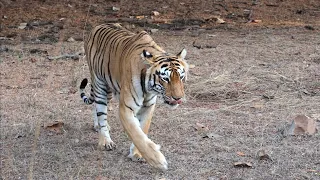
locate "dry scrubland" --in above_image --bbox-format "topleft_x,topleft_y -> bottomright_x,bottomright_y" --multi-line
1,27 -> 320,179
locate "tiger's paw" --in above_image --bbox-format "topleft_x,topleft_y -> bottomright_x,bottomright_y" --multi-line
128,144 -> 145,162
144,142 -> 168,171
128,152 -> 145,162
98,136 -> 116,151
93,125 -> 99,132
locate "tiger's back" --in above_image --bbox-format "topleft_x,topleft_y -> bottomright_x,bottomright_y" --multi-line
85,24 -> 165,94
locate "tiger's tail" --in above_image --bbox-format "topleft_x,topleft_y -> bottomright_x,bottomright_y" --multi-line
80,78 -> 94,105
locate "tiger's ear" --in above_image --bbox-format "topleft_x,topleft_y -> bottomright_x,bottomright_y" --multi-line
177,48 -> 187,60
141,50 -> 154,64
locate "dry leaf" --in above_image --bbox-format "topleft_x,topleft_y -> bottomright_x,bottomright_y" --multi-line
68,87 -> 77,94
216,17 -> 226,24
96,175 -> 108,180
233,161 -> 253,168
29,58 -> 37,63
236,151 -> 245,156
251,101 -> 264,109
189,64 -> 196,68
44,121 -> 64,134
194,123 -> 209,132
250,19 -> 262,23
136,16 -> 145,19
306,169 -> 317,173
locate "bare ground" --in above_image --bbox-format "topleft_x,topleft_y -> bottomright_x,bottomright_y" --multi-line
1,1 -> 320,180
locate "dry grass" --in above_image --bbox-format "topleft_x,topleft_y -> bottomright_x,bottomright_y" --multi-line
1,27 -> 320,179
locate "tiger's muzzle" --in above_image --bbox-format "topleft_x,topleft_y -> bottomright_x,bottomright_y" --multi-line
164,96 -> 183,106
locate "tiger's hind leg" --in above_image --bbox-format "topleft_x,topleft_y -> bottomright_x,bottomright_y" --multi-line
92,80 -> 116,150
92,90 -> 113,132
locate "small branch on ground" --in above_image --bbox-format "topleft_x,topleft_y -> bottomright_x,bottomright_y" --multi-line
47,51 -> 84,60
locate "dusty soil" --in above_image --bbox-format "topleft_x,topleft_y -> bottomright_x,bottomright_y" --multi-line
1,0 -> 320,180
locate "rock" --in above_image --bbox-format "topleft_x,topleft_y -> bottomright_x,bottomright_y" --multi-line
73,36 -> 84,41
233,162 -> 253,168
67,37 -> 76,42
202,132 -> 222,139
256,149 -> 272,161
18,23 -> 28,29
150,29 -> 159,34
287,115 -> 317,135
30,49 -> 48,54
304,25 -> 315,30
37,34 -> 58,43
0,46 -> 9,53
152,11 -> 160,16
112,6 -> 120,11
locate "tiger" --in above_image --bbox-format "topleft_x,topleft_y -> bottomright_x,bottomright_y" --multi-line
79,24 -> 189,170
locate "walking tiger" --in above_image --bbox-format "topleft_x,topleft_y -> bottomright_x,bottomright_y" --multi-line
80,24 -> 189,170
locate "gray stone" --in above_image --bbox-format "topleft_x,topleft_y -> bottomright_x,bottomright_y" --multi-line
287,115 -> 317,135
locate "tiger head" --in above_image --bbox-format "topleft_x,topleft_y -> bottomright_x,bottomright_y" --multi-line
142,49 -> 189,108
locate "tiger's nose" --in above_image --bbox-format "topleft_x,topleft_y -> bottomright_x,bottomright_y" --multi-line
172,96 -> 182,101
172,96 -> 183,104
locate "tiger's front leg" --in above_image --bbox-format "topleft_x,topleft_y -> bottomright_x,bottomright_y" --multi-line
119,102 -> 167,170
128,104 -> 155,162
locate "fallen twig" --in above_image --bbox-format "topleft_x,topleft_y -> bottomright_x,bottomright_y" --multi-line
47,51 -> 84,60
104,17 -> 171,24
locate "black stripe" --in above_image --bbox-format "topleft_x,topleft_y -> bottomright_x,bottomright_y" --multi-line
97,29 -> 110,76
153,74 -> 156,86
107,60 -> 117,92
141,68 -> 147,94
95,100 -> 107,106
130,87 -> 141,107
116,82 -> 121,91
143,103 -> 155,107
161,64 -> 168,68
125,103 -> 134,112
107,35 -> 119,93
89,27 -> 106,72
97,112 -> 107,116
80,93 -> 86,98
145,95 -> 156,103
